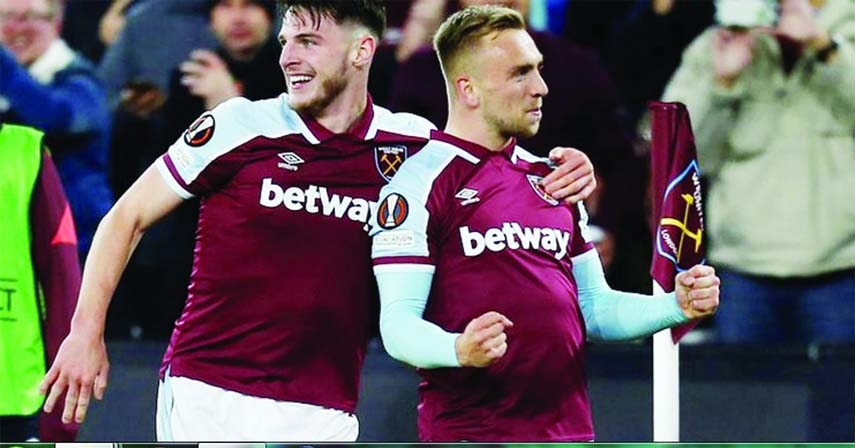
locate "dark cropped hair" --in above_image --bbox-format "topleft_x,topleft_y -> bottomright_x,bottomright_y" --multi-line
277,0 -> 386,39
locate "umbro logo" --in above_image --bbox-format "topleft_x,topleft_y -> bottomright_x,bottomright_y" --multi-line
277,152 -> 305,171
455,188 -> 480,206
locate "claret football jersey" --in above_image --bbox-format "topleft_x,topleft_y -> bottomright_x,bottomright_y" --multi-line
372,130 -> 596,441
155,94 -> 433,412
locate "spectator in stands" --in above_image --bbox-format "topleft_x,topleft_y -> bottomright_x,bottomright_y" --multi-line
98,0 -> 215,202
0,0 -> 114,262
661,0 -> 855,344
163,0 -> 280,142
367,0 -> 431,106
97,0 -> 215,113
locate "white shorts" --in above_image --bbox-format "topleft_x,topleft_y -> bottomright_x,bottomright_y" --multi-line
156,369 -> 359,441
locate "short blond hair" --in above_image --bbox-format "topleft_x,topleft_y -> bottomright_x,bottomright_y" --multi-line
432,5 -> 526,76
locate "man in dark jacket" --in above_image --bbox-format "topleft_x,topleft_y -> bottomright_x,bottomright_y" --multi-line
163,0 -> 281,142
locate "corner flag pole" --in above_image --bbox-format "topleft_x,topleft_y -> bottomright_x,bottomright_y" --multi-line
648,101 -> 707,442
652,293 -> 680,441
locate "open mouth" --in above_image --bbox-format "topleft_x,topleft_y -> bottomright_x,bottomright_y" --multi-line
288,75 -> 314,90
7,36 -> 30,51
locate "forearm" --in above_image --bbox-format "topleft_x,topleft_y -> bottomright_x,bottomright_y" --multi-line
99,0 -> 133,45
375,268 -> 460,368
574,250 -> 689,342
70,201 -> 145,337
810,34 -> 855,113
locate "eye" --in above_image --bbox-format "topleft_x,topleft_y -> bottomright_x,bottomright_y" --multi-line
300,38 -> 315,47
513,67 -> 531,80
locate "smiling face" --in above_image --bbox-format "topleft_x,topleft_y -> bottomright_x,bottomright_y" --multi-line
472,28 -> 547,140
0,0 -> 59,67
277,8 -> 357,116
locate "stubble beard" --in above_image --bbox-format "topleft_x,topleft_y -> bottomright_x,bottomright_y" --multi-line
290,62 -> 350,117
488,110 -> 540,141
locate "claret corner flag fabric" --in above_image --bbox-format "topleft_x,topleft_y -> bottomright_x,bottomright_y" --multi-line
648,101 -> 707,343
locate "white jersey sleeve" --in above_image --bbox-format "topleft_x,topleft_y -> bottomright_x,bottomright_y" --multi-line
154,95 -> 302,198
370,141 -> 467,268
370,138 -> 468,369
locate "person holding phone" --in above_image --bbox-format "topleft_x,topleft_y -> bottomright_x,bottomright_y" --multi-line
661,0 -> 855,344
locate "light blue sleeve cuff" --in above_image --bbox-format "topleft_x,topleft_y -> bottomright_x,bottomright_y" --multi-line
572,250 -> 690,342
374,266 -> 461,368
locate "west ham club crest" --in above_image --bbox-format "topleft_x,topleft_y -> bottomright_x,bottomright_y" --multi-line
375,145 -> 408,181
526,174 -> 559,206
656,161 -> 704,268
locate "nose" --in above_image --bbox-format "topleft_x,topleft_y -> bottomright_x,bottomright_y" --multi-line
278,40 -> 301,70
231,5 -> 251,25
532,71 -> 548,98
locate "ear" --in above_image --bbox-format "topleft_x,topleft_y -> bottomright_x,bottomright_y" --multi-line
353,33 -> 377,69
52,6 -> 64,35
454,75 -> 479,108
53,8 -> 65,36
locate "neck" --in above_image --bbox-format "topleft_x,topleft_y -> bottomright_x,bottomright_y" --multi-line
314,80 -> 369,134
444,107 -> 511,152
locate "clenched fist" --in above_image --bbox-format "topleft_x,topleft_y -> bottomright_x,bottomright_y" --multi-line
455,311 -> 514,367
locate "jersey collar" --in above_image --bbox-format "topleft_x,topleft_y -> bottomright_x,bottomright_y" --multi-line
430,130 -> 517,160
297,95 -> 376,144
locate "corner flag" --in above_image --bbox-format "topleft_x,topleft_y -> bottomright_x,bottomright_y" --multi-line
648,102 -> 706,343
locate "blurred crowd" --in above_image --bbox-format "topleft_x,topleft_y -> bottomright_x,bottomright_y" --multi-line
1,0 -> 852,345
